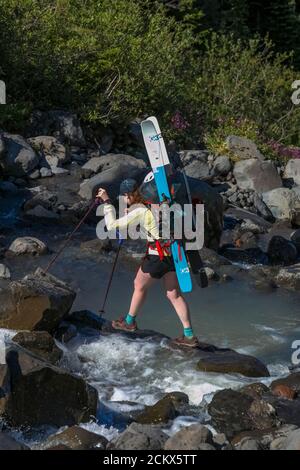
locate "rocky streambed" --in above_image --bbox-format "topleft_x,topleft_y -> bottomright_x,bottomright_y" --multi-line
1,111 -> 300,450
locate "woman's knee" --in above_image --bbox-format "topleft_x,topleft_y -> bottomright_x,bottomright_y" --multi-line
134,278 -> 148,293
166,288 -> 180,302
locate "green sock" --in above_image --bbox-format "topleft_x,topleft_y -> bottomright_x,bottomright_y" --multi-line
184,327 -> 194,338
125,313 -> 135,325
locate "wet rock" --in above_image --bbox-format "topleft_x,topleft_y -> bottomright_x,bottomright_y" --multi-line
271,373 -> 300,397
262,187 -> 300,221
234,424 -> 297,450
27,136 -> 70,168
80,238 -> 113,255
284,159 -> 300,186
199,247 -> 231,267
218,246 -> 267,265
233,159 -> 282,193
79,154 -> 146,200
267,236 -> 298,265
38,426 -> 107,450
0,264 -> 10,280
3,345 -> 97,427
239,383 -> 269,400
110,422 -> 168,450
67,310 -> 105,331
98,401 -> 147,430
0,133 -> 39,177
291,229 -> 300,254
208,389 -> 278,439
274,264 -> 300,291
262,395 -> 300,428
196,348 -> 269,378
0,269 -> 76,332
162,392 -> 189,413
164,424 -> 213,450
272,385 -> 297,400
12,331 -> 63,365
0,432 -> 29,450
135,397 -> 178,425
54,322 -> 78,343
8,237 -> 48,256
226,136 -> 265,161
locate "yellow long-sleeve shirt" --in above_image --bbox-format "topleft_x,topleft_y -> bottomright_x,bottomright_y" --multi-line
103,203 -> 160,243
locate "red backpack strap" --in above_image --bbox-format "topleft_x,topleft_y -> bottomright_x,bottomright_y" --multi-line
155,240 -> 165,261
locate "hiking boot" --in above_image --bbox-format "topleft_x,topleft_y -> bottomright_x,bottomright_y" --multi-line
112,316 -> 137,332
171,335 -> 200,348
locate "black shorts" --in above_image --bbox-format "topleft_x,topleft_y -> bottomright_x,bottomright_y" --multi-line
141,254 -> 175,279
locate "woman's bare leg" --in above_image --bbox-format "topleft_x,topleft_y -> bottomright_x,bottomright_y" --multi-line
163,271 -> 193,329
128,267 -> 156,318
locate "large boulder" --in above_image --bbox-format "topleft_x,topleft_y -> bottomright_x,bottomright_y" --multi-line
12,331 -> 63,365
226,136 -> 265,161
8,237 -> 48,256
27,136 -> 70,168
262,187 -> 300,221
81,157 -> 104,178
26,110 -> 86,147
195,348 -> 269,378
0,269 -> 76,332
110,422 -> 168,450
233,159 -> 282,193
79,154 -> 146,200
284,159 -> 300,186
267,236 -> 298,265
208,389 -> 278,439
3,345 -> 97,427
0,132 -> 39,177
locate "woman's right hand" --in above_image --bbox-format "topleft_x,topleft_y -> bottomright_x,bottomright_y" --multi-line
96,188 -> 109,202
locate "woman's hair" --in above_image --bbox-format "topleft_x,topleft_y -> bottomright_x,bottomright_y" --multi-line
128,188 -> 148,206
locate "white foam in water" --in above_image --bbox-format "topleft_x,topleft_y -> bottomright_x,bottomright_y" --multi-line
62,333 -> 256,409
80,422 -> 120,442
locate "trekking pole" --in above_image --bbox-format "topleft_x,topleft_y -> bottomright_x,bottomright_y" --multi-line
43,198 -> 102,275
99,230 -> 123,315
